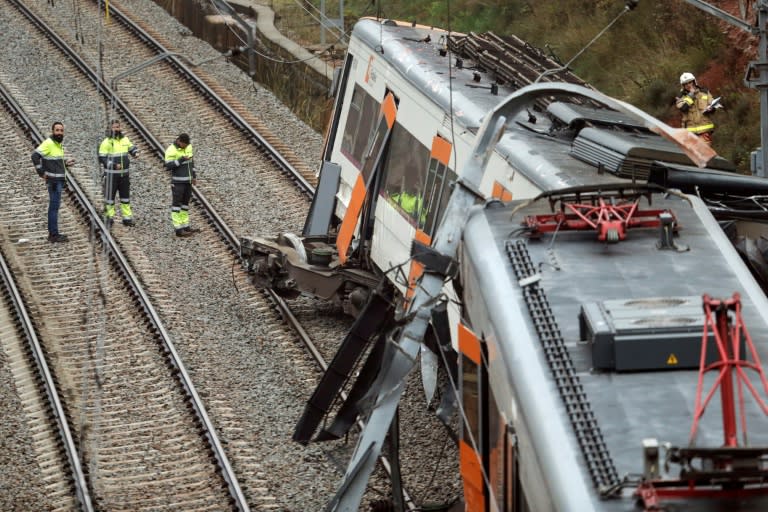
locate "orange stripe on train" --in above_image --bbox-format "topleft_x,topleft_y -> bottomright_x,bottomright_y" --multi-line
459,439 -> 486,511
492,181 -> 513,202
458,322 -> 482,365
431,135 -> 451,165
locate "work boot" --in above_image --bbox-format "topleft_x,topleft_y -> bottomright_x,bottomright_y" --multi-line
123,218 -> 134,227
48,234 -> 69,243
105,217 -> 113,229
175,229 -> 193,237
184,226 -> 201,233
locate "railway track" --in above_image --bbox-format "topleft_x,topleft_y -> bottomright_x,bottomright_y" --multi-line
0,0 -> 461,508
0,82 -> 249,510
0,232 -> 85,511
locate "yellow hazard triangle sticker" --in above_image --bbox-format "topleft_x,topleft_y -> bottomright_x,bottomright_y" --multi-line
667,353 -> 678,365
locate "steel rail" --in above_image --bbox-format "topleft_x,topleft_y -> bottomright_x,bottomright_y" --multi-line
0,81 -> 94,509
0,250 -> 95,511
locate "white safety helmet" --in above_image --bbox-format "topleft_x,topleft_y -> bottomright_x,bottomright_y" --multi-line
680,72 -> 696,85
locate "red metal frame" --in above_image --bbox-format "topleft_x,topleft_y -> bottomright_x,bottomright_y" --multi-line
638,480 -> 768,506
690,293 -> 768,446
635,293 -> 768,511
523,196 -> 671,242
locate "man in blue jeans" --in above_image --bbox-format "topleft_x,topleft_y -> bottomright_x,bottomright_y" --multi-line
31,122 -> 75,243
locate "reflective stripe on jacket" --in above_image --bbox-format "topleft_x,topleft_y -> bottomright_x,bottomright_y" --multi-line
675,87 -> 715,134
31,138 -> 67,180
99,136 -> 137,173
163,143 -> 195,183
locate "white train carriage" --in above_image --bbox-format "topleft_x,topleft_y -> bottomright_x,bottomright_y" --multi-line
241,18 -> 736,317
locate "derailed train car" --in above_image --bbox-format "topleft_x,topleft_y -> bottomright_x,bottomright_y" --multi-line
240,17 -> 768,512
240,17 -> 760,315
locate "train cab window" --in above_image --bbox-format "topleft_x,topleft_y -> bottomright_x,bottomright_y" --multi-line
341,85 -> 379,169
381,123 -> 430,226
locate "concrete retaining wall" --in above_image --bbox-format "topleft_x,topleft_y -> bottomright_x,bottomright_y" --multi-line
153,0 -> 339,132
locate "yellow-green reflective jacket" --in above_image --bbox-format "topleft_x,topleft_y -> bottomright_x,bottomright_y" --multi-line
164,143 -> 195,182
391,191 -> 427,225
31,138 -> 67,181
99,136 -> 137,173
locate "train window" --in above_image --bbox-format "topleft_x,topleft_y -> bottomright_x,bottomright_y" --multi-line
361,94 -> 397,187
422,157 -> 456,235
461,354 -> 481,446
381,123 -> 430,225
340,85 -> 379,169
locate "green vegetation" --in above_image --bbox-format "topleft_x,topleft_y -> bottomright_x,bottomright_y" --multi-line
269,0 -> 761,171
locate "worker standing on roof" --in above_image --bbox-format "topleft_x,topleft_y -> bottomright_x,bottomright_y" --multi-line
675,72 -> 719,144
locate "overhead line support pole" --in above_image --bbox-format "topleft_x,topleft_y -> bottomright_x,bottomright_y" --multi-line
683,0 -> 768,177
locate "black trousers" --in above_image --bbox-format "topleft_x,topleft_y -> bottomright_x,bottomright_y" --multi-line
104,172 -> 130,203
171,181 -> 192,208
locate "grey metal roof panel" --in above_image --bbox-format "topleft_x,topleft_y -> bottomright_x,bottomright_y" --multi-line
574,127 -> 736,172
578,127 -> 701,164
461,193 -> 768,510
547,101 -> 647,129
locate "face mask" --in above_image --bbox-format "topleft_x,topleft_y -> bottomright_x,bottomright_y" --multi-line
52,134 -> 64,143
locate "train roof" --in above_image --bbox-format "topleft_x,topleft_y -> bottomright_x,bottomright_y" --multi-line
460,191 -> 768,510
352,19 -> 735,191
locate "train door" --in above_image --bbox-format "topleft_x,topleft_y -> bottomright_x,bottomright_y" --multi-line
458,322 -> 529,511
503,428 -> 530,512
336,90 -> 398,265
321,53 -> 353,163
